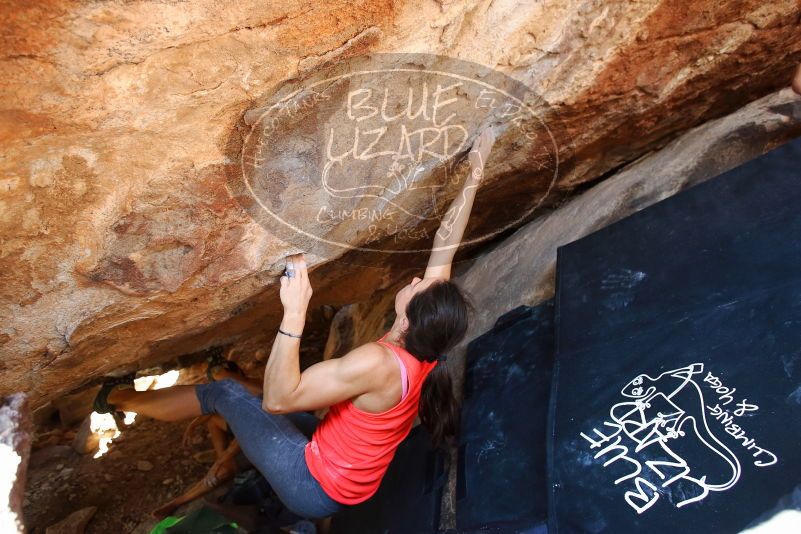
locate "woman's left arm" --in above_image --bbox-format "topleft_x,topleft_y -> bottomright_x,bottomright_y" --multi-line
261,253 -> 380,413
262,253 -> 312,411
424,127 -> 497,280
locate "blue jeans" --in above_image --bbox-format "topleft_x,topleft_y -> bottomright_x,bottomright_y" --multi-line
194,378 -> 347,519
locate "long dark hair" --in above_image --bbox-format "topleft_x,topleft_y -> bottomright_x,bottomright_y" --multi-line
402,279 -> 473,450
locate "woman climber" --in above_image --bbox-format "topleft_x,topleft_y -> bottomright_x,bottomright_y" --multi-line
93,126 -> 498,520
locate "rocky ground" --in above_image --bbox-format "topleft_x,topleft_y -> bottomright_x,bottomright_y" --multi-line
24,414 -> 213,533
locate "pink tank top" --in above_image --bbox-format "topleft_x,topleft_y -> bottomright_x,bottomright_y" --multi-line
303,331 -> 437,504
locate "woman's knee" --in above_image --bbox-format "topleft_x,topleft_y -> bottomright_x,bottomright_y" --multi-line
195,378 -> 250,415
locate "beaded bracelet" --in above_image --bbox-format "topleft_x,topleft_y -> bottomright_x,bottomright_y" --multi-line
278,327 -> 302,339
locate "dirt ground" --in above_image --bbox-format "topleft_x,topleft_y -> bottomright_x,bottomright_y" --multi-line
23,407 -> 221,533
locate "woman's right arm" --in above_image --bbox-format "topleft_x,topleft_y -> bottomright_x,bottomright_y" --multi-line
424,127 -> 497,280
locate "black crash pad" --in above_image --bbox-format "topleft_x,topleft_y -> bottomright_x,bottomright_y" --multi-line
548,137 -> 801,533
456,302 -> 554,533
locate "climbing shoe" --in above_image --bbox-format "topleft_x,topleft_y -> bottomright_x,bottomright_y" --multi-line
205,346 -> 243,382
92,373 -> 136,422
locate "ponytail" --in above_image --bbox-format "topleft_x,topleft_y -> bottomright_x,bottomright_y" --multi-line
419,359 -> 460,450
403,279 -> 474,451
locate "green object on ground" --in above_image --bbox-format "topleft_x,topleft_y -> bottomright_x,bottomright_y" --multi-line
149,516 -> 183,534
163,506 -> 240,533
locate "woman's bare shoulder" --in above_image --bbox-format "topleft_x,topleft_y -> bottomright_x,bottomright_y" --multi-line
344,341 -> 395,374
335,340 -> 385,360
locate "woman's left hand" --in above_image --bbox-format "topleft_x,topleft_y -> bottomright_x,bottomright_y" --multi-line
280,253 -> 312,317
468,127 -> 497,172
